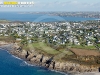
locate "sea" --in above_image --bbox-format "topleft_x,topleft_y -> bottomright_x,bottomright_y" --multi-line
0,49 -> 65,75
0,12 -> 97,22
0,12 -> 98,75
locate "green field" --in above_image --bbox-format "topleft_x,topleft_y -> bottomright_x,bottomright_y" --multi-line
27,42 -> 73,56
71,45 -> 96,50
97,44 -> 100,47
29,42 -> 59,54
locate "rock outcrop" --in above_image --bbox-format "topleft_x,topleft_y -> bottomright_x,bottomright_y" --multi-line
9,47 -> 99,74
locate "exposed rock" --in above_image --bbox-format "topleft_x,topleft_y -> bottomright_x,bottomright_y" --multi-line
55,62 -> 60,70
7,44 -> 99,74
30,57 -> 37,62
51,61 -> 55,69
42,57 -> 49,63
40,55 -> 44,63
27,53 -> 34,61
20,50 -> 27,58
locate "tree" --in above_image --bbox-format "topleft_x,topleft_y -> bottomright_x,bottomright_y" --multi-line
21,39 -> 28,46
20,37 -> 28,46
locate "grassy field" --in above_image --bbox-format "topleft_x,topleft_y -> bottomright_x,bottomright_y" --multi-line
97,44 -> 100,47
24,42 -> 98,56
71,45 -> 96,50
27,42 -> 73,56
30,42 -> 59,54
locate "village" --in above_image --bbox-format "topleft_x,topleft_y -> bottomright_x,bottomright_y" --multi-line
0,20 -> 100,50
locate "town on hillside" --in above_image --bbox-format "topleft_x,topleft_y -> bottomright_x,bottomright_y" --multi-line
0,20 -> 100,49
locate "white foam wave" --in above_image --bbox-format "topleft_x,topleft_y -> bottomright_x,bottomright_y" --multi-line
24,61 -> 35,66
50,69 -> 68,75
12,55 -> 22,60
22,61 -> 68,75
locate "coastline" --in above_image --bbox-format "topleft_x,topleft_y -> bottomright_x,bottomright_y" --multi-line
11,54 -> 68,75
0,43 -> 99,75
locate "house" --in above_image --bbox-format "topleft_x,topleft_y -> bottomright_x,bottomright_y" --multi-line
86,41 -> 93,46
16,38 -> 22,41
74,39 -> 80,45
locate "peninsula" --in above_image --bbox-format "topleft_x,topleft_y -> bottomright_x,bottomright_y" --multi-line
0,20 -> 100,74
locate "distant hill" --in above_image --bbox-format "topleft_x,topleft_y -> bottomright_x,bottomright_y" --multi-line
0,19 -> 11,23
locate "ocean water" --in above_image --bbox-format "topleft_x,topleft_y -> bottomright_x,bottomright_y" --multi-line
0,12 -> 97,22
0,50 -> 65,75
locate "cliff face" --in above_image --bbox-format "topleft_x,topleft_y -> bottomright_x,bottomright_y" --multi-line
0,43 -> 99,74
10,47 -> 98,74
0,41 -> 9,46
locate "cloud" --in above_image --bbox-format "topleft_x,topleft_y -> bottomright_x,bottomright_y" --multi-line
69,0 -> 79,5
0,0 -> 100,11
57,0 -> 100,10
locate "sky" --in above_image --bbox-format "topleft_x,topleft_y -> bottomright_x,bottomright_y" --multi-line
0,0 -> 100,11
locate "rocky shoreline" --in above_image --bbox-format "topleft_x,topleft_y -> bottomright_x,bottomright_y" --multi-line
0,43 -> 99,75
11,44 -> 100,74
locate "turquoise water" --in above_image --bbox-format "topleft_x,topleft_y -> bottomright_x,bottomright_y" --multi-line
0,50 -> 65,75
0,12 -> 97,22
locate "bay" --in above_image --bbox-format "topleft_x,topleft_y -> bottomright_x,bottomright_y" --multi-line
0,12 -> 97,22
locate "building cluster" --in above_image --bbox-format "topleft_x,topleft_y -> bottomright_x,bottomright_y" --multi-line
31,12 -> 100,18
0,21 -> 100,46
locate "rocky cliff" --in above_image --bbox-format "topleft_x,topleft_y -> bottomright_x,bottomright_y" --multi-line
0,43 -> 99,74
9,46 -> 98,74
